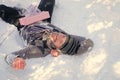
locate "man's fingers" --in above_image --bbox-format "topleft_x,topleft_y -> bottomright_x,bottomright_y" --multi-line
51,50 -> 60,57
12,58 -> 26,70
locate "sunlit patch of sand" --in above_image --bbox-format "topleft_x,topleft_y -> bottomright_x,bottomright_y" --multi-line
80,49 -> 107,75
113,61 -> 120,77
87,21 -> 113,33
85,0 -> 120,9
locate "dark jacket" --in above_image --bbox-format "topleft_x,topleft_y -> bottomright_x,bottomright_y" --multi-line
6,22 -> 68,59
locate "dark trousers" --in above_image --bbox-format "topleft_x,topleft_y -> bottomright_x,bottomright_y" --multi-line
0,0 -> 55,30
38,0 -> 55,23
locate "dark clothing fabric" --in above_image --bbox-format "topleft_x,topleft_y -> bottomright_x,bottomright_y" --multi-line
16,22 -> 67,59
12,45 -> 50,59
38,0 -> 55,23
60,35 -> 85,55
0,0 -> 55,30
0,5 -> 24,30
19,21 -> 88,56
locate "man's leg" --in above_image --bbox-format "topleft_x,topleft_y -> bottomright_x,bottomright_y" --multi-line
38,0 -> 55,23
0,5 -> 24,30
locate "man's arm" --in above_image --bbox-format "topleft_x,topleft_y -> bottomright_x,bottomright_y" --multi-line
5,45 -> 50,69
12,45 -> 49,59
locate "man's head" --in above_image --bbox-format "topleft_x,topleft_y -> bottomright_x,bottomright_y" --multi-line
46,30 -> 94,55
47,32 -> 81,55
47,32 -> 67,49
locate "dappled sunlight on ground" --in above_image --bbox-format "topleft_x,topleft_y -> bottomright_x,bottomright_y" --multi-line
87,21 -> 113,33
109,29 -> 120,46
113,61 -> 120,77
29,58 -> 67,80
80,49 -> 107,75
97,33 -> 106,44
30,65 -> 56,80
85,0 -> 120,9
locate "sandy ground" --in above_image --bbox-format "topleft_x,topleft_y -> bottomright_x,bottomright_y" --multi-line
0,0 -> 120,80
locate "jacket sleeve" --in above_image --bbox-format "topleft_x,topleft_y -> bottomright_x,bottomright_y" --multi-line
14,45 -> 50,59
5,45 -> 50,65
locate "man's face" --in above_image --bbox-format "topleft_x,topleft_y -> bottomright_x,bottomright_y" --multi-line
47,32 -> 67,49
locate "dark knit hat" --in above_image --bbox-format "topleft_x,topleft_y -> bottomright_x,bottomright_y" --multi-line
59,35 -> 81,55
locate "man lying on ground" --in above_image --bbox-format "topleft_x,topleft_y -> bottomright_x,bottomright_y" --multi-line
0,0 -> 93,70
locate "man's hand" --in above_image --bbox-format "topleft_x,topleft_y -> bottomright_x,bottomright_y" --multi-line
50,50 -> 60,57
12,57 -> 26,70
